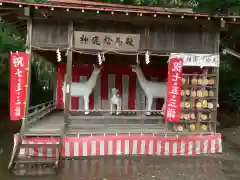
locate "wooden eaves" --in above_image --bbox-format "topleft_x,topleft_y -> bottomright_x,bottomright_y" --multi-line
0,0 -> 240,23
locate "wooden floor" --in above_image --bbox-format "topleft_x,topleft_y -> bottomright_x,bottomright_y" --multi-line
27,111 -> 64,134
26,110 -> 166,136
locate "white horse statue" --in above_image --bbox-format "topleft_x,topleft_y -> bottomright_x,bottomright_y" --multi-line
131,64 -> 167,115
62,65 -> 101,114
110,88 -> 122,115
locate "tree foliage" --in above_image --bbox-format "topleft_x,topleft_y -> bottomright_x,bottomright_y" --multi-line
0,22 -> 55,110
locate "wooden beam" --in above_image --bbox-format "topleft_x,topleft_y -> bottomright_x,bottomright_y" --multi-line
34,9 -> 218,27
69,115 -> 163,120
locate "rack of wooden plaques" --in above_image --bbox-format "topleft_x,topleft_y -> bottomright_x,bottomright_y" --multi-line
173,67 -> 218,133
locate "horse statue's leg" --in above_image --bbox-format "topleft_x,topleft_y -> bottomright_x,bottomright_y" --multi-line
146,96 -> 153,115
116,99 -> 121,115
110,101 -> 113,115
84,95 -> 90,115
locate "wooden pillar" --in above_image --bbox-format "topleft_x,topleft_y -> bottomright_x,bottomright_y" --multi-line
9,17 -> 33,170
21,18 -> 32,133
64,21 -> 73,127
213,31 -> 220,133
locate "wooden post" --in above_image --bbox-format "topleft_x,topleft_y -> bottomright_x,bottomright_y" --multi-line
8,17 -> 33,171
64,21 -> 73,127
214,31 -> 220,134
21,18 -> 32,134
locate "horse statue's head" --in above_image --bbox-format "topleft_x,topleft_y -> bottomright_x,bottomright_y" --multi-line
111,88 -> 119,95
131,64 -> 141,73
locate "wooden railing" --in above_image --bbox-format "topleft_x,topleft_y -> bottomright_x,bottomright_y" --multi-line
68,109 -> 217,136
28,100 -> 56,124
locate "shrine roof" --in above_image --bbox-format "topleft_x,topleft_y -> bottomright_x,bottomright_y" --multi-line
0,0 -> 239,21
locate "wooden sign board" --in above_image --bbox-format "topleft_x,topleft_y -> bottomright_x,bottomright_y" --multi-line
74,31 -> 140,52
170,53 -> 220,67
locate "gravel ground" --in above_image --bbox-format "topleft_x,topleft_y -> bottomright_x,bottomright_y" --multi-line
0,134 -> 240,180
222,127 -> 240,146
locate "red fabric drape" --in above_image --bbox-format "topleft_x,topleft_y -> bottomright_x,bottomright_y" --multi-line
56,64 -> 65,109
115,73 -> 122,96
56,66 -> 62,109
71,68 -> 80,110
128,73 -> 136,109
101,70 -> 108,100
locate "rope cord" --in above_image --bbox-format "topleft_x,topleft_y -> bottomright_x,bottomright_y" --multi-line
31,46 -> 170,57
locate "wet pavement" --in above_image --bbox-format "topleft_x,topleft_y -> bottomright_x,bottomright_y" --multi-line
1,133 -> 240,180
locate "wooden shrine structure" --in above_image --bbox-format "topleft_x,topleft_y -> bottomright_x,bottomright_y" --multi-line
0,0 -> 236,176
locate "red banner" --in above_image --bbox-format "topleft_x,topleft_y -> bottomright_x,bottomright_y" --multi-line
10,52 -> 29,120
164,57 -> 183,122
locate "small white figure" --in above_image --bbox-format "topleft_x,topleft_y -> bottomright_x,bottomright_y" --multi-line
110,88 -> 122,115
62,65 -> 101,115
132,64 -> 167,115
